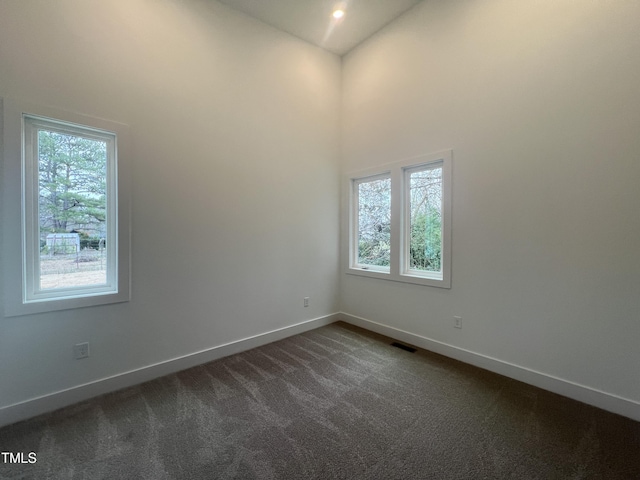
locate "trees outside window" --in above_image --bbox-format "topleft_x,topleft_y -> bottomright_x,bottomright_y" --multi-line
2,99 -> 130,316
346,151 -> 451,288
23,114 -> 118,301
356,176 -> 391,268
38,130 -> 107,244
407,165 -> 443,274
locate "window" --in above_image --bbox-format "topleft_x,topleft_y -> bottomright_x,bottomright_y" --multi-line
345,150 -> 451,288
403,163 -> 445,280
353,174 -> 391,271
23,115 -> 118,302
1,99 -> 130,316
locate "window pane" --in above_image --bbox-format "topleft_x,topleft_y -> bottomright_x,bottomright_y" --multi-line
37,130 -> 108,289
409,166 -> 442,272
357,177 -> 391,267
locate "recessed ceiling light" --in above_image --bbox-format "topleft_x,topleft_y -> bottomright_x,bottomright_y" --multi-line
332,9 -> 345,19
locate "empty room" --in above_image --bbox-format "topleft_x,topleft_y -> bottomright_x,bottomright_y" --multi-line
1,0 -> 639,478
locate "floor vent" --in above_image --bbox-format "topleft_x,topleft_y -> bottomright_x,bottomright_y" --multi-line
391,342 -> 416,353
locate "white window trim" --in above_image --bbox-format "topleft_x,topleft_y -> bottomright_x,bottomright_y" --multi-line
344,150 -> 452,289
1,98 -> 131,316
23,115 -> 119,303
350,172 -> 391,273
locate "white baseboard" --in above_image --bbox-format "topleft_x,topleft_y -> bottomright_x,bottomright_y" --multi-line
4,312 -> 638,427
338,312 -> 640,422
0,313 -> 340,428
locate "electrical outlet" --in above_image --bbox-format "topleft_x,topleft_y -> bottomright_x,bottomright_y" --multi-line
304,297 -> 310,307
74,342 -> 90,359
454,316 -> 462,329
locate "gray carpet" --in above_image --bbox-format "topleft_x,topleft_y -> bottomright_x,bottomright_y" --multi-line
1,322 -> 639,479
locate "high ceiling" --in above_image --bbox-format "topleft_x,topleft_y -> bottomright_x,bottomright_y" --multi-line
216,0 -> 423,56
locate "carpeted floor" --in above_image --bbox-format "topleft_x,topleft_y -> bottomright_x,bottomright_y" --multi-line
1,322 -> 639,479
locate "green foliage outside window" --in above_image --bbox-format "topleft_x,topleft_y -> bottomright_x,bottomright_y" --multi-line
409,209 -> 441,272
38,130 -> 107,244
409,167 -> 442,272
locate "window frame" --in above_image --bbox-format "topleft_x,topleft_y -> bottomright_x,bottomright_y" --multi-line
2,99 -> 131,316
344,150 -> 452,288
23,115 -> 119,302
351,172 -> 392,273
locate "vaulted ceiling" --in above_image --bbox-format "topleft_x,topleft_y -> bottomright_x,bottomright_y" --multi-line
216,0 -> 423,55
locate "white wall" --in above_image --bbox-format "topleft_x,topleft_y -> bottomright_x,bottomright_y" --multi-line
2,0 -> 639,426
0,0 -> 341,420
341,0 -> 640,417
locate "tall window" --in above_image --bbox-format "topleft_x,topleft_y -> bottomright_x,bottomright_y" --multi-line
23,115 -> 118,302
404,163 -> 443,278
354,175 -> 391,270
346,151 -> 451,288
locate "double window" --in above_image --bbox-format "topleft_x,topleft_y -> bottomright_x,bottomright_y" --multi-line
346,151 -> 452,288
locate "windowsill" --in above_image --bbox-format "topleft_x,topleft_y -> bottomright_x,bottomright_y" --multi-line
4,290 -> 130,317
346,266 -> 450,288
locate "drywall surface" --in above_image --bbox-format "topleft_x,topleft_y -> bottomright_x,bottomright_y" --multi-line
0,0 -> 340,410
341,0 -> 640,406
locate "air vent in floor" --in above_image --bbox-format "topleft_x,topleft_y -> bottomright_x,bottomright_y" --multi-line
391,342 -> 416,353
